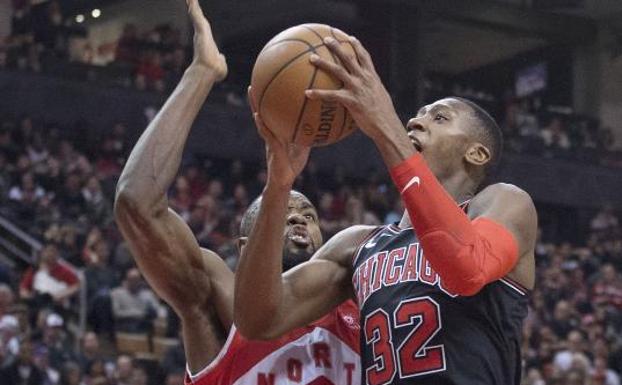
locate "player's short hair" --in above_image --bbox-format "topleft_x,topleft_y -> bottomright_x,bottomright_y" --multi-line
450,97 -> 503,169
239,190 -> 311,237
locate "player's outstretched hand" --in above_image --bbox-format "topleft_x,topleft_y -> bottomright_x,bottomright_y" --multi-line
305,37 -> 403,143
248,87 -> 310,189
187,0 -> 227,81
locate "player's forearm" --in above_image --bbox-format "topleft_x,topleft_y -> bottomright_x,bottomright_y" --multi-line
390,155 -> 518,295
116,64 -> 219,213
234,183 -> 290,338
369,119 -> 416,168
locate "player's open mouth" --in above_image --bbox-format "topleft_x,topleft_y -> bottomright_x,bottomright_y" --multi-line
411,138 -> 423,152
288,227 -> 310,247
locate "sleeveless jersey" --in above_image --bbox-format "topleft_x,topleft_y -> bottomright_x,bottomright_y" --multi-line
352,220 -> 529,385
185,300 -> 361,385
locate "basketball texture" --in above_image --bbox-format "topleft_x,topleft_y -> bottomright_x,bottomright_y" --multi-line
250,24 -> 358,147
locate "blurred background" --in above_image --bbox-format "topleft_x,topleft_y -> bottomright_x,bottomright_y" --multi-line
1,0 -> 622,384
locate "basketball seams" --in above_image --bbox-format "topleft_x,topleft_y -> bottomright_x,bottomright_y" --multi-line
304,25 -> 339,64
257,41 -> 324,116
291,66 -> 319,143
260,38 -> 314,55
255,25 -> 358,147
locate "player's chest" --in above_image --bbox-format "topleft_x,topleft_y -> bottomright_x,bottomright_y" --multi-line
352,230 -> 458,309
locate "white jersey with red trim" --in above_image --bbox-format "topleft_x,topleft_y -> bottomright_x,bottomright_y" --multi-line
185,300 -> 361,385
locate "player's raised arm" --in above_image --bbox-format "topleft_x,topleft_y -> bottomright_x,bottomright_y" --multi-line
114,0 -> 231,371
307,37 -> 537,295
233,100 -> 371,340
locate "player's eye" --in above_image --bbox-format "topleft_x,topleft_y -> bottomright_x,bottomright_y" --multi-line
434,113 -> 448,122
304,214 -> 316,222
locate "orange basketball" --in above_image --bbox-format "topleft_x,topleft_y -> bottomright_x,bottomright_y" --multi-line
250,24 -> 358,147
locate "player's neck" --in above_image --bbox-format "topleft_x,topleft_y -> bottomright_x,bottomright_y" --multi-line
398,172 -> 476,229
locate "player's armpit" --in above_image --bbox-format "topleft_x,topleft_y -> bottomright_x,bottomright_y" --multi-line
236,225 -> 374,340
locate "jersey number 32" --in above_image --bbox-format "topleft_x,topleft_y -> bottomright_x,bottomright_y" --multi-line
364,296 -> 446,385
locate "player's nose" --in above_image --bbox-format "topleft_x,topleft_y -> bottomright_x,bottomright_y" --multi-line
287,213 -> 307,226
406,117 -> 425,132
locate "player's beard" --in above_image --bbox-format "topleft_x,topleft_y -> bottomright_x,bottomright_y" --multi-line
282,244 -> 314,272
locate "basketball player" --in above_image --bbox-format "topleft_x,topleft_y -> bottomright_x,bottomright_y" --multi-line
235,37 -> 538,384
114,2 -> 360,384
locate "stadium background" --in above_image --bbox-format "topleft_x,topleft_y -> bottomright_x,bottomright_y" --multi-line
1,0 -> 622,384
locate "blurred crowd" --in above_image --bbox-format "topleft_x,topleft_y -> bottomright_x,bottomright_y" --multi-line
501,98 -> 621,167
0,111 -> 621,385
2,0 -> 190,93
1,3 -> 621,384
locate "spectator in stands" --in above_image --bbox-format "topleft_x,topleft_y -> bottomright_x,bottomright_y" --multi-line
110,268 -> 165,333
550,300 -> 578,339
112,354 -> 134,385
76,331 -> 104,373
9,171 -> 45,205
591,264 -> 622,311
130,365 -> 148,385
135,51 -> 165,92
591,205 -> 620,234
58,361 -> 83,385
0,338 -> 45,385
82,175 -> 111,226
19,242 -> 79,310
115,24 -> 139,65
32,345 -> 60,384
554,329 -> 587,372
57,173 -> 86,220
84,357 -> 108,385
541,117 -> 571,151
0,284 -> 14,318
36,313 -> 75,370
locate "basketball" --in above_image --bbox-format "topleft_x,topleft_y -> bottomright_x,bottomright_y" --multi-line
250,24 -> 358,147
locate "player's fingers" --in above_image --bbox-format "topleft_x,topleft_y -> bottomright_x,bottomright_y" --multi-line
322,37 -> 361,76
187,0 -> 208,34
348,36 -> 375,72
309,54 -> 354,87
254,113 -> 279,144
305,89 -> 353,105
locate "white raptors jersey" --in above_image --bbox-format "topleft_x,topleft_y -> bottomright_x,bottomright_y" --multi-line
185,300 -> 360,385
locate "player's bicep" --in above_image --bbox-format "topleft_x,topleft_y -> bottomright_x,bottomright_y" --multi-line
273,225 -> 375,333
114,202 -> 210,310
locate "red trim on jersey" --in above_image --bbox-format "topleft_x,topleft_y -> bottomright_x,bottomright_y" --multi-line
185,300 -> 360,385
499,276 -> 529,295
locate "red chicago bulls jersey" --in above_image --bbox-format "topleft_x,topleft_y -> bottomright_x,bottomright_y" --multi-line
185,300 -> 361,385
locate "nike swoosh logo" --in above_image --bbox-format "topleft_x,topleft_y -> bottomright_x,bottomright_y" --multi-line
364,241 -> 377,249
401,176 -> 421,193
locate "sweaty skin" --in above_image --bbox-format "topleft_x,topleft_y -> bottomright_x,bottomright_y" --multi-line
234,38 -> 536,340
114,0 -> 231,373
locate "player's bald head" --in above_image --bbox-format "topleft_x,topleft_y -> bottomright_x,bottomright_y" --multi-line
239,190 -> 314,237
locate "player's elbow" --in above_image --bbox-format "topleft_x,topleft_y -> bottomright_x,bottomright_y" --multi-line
114,186 -> 159,222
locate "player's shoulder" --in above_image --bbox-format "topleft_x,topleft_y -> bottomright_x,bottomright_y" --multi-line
476,182 -> 533,201
470,183 -> 535,215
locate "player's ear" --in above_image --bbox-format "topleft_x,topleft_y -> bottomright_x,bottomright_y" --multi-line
237,237 -> 248,254
464,142 -> 491,166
